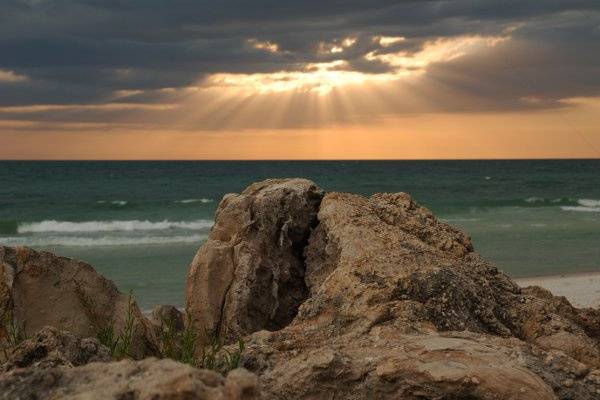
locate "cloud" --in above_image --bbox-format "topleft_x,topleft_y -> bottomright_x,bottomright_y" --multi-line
0,1 -> 599,128
0,69 -> 28,82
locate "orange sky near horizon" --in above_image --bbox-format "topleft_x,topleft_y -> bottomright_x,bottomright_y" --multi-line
2,102 -> 599,160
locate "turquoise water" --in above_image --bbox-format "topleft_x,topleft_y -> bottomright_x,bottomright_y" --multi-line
1,160 -> 599,309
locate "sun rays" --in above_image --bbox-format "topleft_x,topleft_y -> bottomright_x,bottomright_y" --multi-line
157,33 -> 512,131
201,34 -> 508,97
0,32 -> 528,133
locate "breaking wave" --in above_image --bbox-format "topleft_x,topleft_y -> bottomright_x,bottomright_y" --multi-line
17,219 -> 214,233
560,199 -> 600,213
577,199 -> 600,207
97,200 -> 128,206
523,197 -> 574,205
561,206 -> 600,213
0,234 -> 208,247
175,198 -> 214,204
523,197 -> 600,212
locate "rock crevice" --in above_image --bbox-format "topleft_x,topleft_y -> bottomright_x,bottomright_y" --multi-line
186,178 -> 324,346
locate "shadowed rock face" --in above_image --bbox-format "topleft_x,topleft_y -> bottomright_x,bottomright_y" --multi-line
149,304 -> 185,331
0,358 -> 261,400
186,178 -> 323,346
0,246 -> 159,359
191,181 -> 600,399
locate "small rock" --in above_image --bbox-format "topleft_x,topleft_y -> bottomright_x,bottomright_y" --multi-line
2,326 -> 111,371
562,378 -> 574,388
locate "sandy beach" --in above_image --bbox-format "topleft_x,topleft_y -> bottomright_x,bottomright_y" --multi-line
516,271 -> 600,308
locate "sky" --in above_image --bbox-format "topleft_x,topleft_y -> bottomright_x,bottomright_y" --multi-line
1,0 -> 599,159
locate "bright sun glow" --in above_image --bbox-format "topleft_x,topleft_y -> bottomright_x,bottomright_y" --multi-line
202,35 -> 508,95
205,61 -> 394,95
377,36 -> 406,47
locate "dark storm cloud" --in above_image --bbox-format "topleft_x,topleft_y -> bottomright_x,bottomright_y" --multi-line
0,0 -> 599,121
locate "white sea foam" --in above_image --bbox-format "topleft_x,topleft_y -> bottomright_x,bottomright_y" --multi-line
0,234 -> 208,247
556,199 -> 600,212
525,197 -> 575,204
523,197 -> 593,206
97,200 -> 128,206
561,206 -> 600,213
578,199 -> 600,207
175,198 -> 214,204
17,219 -> 214,233
525,197 -> 544,203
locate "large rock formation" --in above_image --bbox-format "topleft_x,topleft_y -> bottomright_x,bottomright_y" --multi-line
2,178 -> 599,399
0,246 -> 158,359
186,178 -> 323,345
0,358 -> 261,400
187,180 -> 600,399
300,192 -> 600,366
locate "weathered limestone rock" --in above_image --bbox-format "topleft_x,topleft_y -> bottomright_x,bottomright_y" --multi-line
2,326 -> 111,371
0,358 -> 261,400
0,246 -> 159,359
188,181 -> 600,399
301,192 -> 600,365
186,178 -> 323,345
241,330 -> 568,400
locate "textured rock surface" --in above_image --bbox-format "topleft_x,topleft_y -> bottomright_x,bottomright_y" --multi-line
242,330 -> 568,399
0,358 -> 261,400
300,192 -> 600,365
0,246 -> 158,358
148,305 -> 186,357
149,304 -> 185,331
186,178 -> 323,345
2,326 -> 111,371
191,181 -> 600,399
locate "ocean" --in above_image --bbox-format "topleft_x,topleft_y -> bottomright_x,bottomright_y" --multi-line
1,160 -> 599,310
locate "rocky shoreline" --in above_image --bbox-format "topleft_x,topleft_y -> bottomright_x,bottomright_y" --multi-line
1,178 -> 599,399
